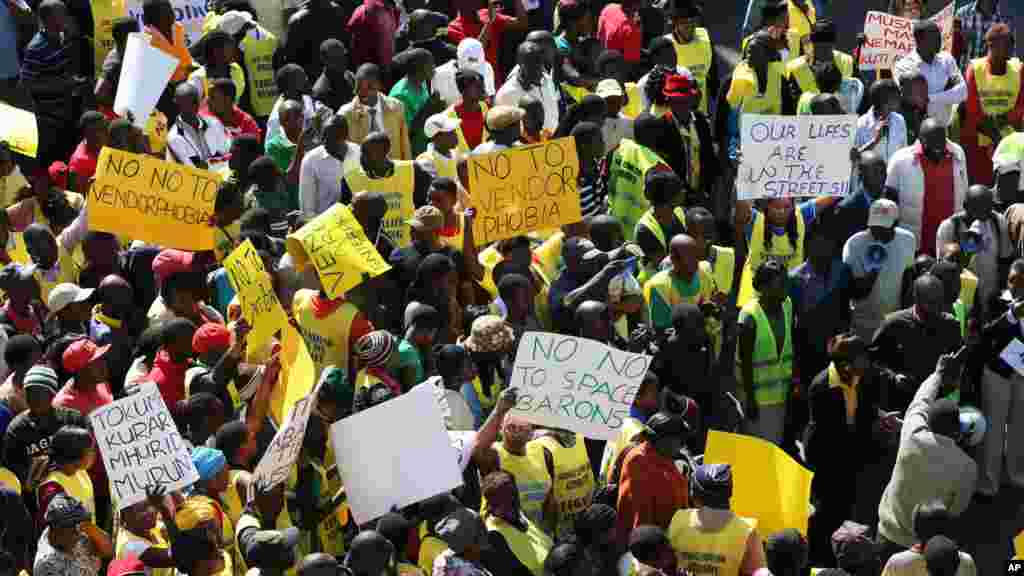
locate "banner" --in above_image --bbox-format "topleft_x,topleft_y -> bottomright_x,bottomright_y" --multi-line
468,137 -> 582,245
737,114 -> 856,200
286,203 -> 391,299
330,383 -> 462,524
508,332 -> 649,441
704,431 -> 814,537
90,382 -> 199,509
90,148 -> 220,249
254,378 -> 323,488
124,0 -> 208,47
859,2 -> 954,71
113,33 -> 179,129
0,103 -> 38,159
223,240 -> 288,352
269,324 -> 316,425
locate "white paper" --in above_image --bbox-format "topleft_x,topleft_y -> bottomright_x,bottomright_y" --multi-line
737,114 -> 857,201
859,2 -> 954,71
1000,338 -> 1024,376
253,380 -> 323,489
507,332 -> 649,441
114,33 -> 179,128
448,431 -> 478,472
330,384 -> 462,524
90,382 -> 199,510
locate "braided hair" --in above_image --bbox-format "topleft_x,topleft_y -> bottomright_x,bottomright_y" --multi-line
758,200 -> 800,255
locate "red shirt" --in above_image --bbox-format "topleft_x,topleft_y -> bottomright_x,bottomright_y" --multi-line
597,4 -> 642,62
455,102 -> 485,150
68,141 -> 99,189
917,143 -> 955,258
615,441 -> 689,543
448,10 -> 514,82
146,349 -> 188,409
200,105 -> 263,144
347,0 -> 399,69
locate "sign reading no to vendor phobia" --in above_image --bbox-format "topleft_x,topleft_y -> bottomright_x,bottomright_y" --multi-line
508,332 -> 649,440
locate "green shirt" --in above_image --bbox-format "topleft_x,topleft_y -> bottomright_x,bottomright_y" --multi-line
398,338 -> 425,384
264,133 -> 301,212
389,77 -> 430,155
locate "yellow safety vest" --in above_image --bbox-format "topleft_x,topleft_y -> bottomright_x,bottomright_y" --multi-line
416,149 -> 458,181
735,298 -> 793,406
954,270 -> 979,337
784,51 -> 854,94
598,416 -> 646,484
308,460 -> 349,557
707,245 -> 735,297
788,0 -> 816,51
730,61 -> 785,115
527,434 -> 594,540
242,29 -> 280,117
741,31 -> 802,65
669,28 -> 713,114
42,469 -> 94,519
608,139 -> 668,242
636,207 -> 686,253
90,0 -> 124,77
481,444 -> 552,530
115,528 -> 172,576
667,508 -> 755,576
447,102 -> 490,153
622,82 -> 644,119
344,162 -> 416,247
484,515 -> 553,576
973,57 -> 1023,147
417,525 -> 450,575
293,289 -> 360,381
737,208 -> 805,307
561,83 -> 592,105
235,510 -> 297,576
643,265 -> 723,350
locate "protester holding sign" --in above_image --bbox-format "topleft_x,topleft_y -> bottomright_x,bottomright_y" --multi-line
893,20 -> 966,128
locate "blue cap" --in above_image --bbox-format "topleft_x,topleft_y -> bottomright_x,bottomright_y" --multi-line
191,446 -> 227,481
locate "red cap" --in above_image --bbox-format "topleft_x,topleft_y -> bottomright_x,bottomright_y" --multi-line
193,322 -> 232,355
48,162 -> 68,190
152,249 -> 195,282
107,557 -> 147,576
62,339 -> 110,373
662,74 -> 699,100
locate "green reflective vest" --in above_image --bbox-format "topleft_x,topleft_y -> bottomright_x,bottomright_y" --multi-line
735,298 -> 793,406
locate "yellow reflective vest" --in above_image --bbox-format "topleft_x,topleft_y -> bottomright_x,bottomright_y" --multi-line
484,514 -> 553,576
735,297 -> 793,406
737,208 -> 805,307
668,28 -> 713,114
727,61 -> 785,116
344,161 -> 416,247
972,57 -> 1022,147
667,508 -> 756,576
481,444 -> 552,530
241,28 -> 281,118
784,51 -> 854,94
528,434 -> 594,540
608,139 -> 669,242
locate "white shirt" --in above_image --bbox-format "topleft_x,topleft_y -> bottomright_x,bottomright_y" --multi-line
432,59 -> 496,108
166,115 -> 230,167
936,213 -> 1012,307
299,143 -> 360,218
855,109 -> 909,165
893,51 -> 967,127
266,94 -> 324,145
495,68 -> 559,132
881,549 -> 977,576
842,227 -> 917,341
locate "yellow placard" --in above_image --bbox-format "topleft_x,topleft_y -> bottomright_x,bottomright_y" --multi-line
704,431 -> 814,537
270,324 -> 316,425
222,239 -> 289,352
285,203 -> 392,300
0,102 -> 39,159
467,137 -> 582,245
90,147 -> 220,250
1015,530 -> 1023,559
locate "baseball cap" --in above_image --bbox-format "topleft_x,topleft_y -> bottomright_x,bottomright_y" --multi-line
407,205 -> 444,231
595,78 -> 624,98
45,493 -> 89,528
193,323 -> 233,355
62,339 -> 110,374
23,365 -> 59,396
424,113 -> 460,139
867,198 -> 899,228
241,527 -> 301,570
47,283 -> 94,319
456,38 -> 486,73
485,105 -> 525,131
217,10 -> 254,35
152,249 -> 195,282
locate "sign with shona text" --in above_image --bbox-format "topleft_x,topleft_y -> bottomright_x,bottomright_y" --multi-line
253,378 -> 323,488
286,203 -> 392,299
90,382 -> 199,510
508,332 -> 649,441
859,2 -> 954,71
468,137 -> 582,245
223,239 -> 289,351
738,114 -> 856,201
330,383 -> 462,524
90,147 -> 220,250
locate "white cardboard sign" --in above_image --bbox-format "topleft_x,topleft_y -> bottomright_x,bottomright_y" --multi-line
508,332 -> 649,441
253,380 -> 323,489
90,382 -> 199,510
114,33 -> 179,128
859,2 -> 955,71
737,114 -> 856,200
330,384 -> 462,524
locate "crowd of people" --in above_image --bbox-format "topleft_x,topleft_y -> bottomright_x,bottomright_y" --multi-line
0,0 -> 1022,574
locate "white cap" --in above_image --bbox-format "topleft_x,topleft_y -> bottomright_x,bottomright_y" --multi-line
46,283 -> 94,318
457,39 -> 487,75
595,78 -> 624,98
424,113 -> 461,138
867,198 -> 899,228
218,10 -> 254,36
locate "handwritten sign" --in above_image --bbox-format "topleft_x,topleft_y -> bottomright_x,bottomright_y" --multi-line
859,2 -> 954,71
90,147 -> 219,250
738,114 -> 856,200
330,383 -> 462,524
0,102 -> 38,159
286,203 -> 391,299
448,431 -> 477,472
254,378 -> 322,488
508,332 -> 648,441
90,382 -> 199,509
269,325 -> 316,426
468,137 -> 582,245
223,240 -> 288,351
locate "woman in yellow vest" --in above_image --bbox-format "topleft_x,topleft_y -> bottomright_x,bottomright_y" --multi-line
527,430 -> 594,540
666,1 -> 716,116
962,23 -> 1023,185
735,260 -> 793,446
188,31 -> 247,105
177,447 -> 240,576
635,169 -> 688,284
417,114 -> 461,183
784,19 -> 854,103
117,499 -> 174,576
668,464 -> 764,575
481,470 -> 553,576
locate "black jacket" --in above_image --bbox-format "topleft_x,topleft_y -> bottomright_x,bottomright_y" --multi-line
804,366 -> 891,471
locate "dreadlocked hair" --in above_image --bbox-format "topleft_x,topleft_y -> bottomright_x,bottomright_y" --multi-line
645,65 -> 673,107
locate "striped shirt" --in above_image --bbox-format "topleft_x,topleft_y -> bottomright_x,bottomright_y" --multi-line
19,31 -> 71,112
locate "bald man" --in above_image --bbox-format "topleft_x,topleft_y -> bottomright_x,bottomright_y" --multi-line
643,234 -> 722,332
166,82 -> 230,168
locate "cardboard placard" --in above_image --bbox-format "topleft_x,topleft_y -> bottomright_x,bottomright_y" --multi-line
113,33 -> 179,129
90,382 -> 199,509
468,137 -> 582,245
223,239 -> 289,351
704,431 -> 814,537
90,147 -> 220,250
330,383 -> 463,524
859,2 -> 955,71
0,103 -> 39,159
737,114 -> 856,200
269,325 -> 316,426
508,332 -> 648,441
253,378 -> 323,488
286,203 -> 391,299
